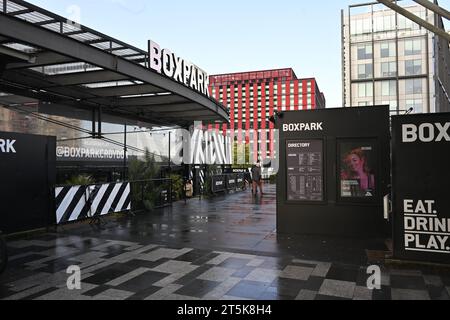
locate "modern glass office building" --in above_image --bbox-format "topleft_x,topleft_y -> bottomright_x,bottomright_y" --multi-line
209,69 -> 326,162
342,1 -> 450,114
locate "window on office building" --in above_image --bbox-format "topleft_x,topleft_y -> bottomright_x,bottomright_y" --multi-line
405,60 -> 422,76
352,18 -> 372,35
381,62 -> 397,77
405,39 -> 422,56
357,44 -> 373,60
358,64 -> 373,79
358,82 -> 373,98
406,99 -> 423,114
381,80 -> 396,96
380,42 -> 395,58
405,79 -> 423,94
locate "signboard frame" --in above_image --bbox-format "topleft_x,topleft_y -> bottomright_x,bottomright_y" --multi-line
391,113 -> 450,264
336,137 -> 379,205
285,139 -> 326,204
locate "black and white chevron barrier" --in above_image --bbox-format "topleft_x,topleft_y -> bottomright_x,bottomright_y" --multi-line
55,182 -> 131,225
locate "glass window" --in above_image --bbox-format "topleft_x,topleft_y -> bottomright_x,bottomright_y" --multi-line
405,79 -> 423,94
358,82 -> 373,98
374,16 -> 384,33
380,42 -> 395,58
383,15 -> 395,31
405,60 -> 422,76
405,39 -> 422,55
357,45 -> 373,60
406,99 -> 423,114
358,64 -> 373,79
381,62 -> 397,77
381,80 -> 396,96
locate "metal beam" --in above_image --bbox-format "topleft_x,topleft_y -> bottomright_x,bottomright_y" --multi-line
377,0 -> 450,42
1,69 -> 97,100
35,19 -> 57,26
85,94 -> 189,107
0,45 -> 36,62
6,51 -> 75,69
0,13 -> 228,122
9,9 -> 34,16
132,103 -> 205,113
63,30 -> 86,37
85,84 -> 163,97
45,70 -> 130,86
413,0 -> 450,21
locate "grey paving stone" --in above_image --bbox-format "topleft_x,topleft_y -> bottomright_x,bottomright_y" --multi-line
145,284 -> 183,300
295,289 -> 317,300
152,260 -> 197,275
163,294 -> 200,300
203,277 -> 242,300
139,248 -> 192,262
311,263 -> 332,277
153,272 -> 186,287
246,259 -> 265,267
33,283 -> 98,300
3,283 -> 55,300
93,289 -> 134,300
280,265 -> 314,281
206,252 -> 234,265
220,295 -> 252,300
353,286 -> 373,300
69,251 -> 108,263
197,267 -> 236,282
391,288 -> 430,300
245,268 -> 280,283
319,279 -> 356,299
106,267 -> 151,286
7,272 -> 51,292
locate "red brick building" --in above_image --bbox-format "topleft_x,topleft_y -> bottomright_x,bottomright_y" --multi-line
209,68 -> 326,162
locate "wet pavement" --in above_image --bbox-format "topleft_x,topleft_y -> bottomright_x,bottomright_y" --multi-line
1,184 -> 450,300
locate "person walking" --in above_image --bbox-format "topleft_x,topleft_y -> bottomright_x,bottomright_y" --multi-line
251,162 -> 263,196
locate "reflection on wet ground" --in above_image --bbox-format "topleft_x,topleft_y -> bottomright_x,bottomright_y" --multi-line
56,184 -> 386,265
2,184 -> 449,300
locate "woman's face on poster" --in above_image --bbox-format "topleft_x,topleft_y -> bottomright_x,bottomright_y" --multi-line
349,153 -> 364,172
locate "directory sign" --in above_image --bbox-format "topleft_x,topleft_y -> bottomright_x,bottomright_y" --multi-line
286,140 -> 323,202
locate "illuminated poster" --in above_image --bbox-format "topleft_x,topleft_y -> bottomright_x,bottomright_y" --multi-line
339,141 -> 376,198
286,140 -> 323,202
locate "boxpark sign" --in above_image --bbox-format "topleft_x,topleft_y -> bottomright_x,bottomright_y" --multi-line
392,113 -> 450,263
148,40 -> 210,97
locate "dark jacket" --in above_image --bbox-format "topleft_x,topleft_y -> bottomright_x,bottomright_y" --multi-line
251,165 -> 262,182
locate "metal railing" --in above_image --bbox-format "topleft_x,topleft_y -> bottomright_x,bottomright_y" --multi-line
130,179 -> 173,212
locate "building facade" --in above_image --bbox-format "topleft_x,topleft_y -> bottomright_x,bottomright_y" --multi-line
342,1 -> 450,114
209,68 -> 325,162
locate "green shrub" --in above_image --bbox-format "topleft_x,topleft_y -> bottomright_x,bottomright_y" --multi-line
269,174 -> 277,184
65,174 -> 94,186
169,174 -> 183,201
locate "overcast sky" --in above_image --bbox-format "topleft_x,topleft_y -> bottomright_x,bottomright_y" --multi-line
28,0 -> 450,109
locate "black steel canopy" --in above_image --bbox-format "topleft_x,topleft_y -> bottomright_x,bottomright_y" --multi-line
0,0 -> 228,128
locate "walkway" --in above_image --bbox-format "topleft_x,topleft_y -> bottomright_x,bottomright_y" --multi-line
0,184 -> 449,300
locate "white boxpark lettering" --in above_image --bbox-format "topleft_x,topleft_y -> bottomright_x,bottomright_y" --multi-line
148,40 -> 210,97
402,122 -> 450,143
283,123 -> 323,132
403,199 -> 450,254
0,139 -> 16,153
